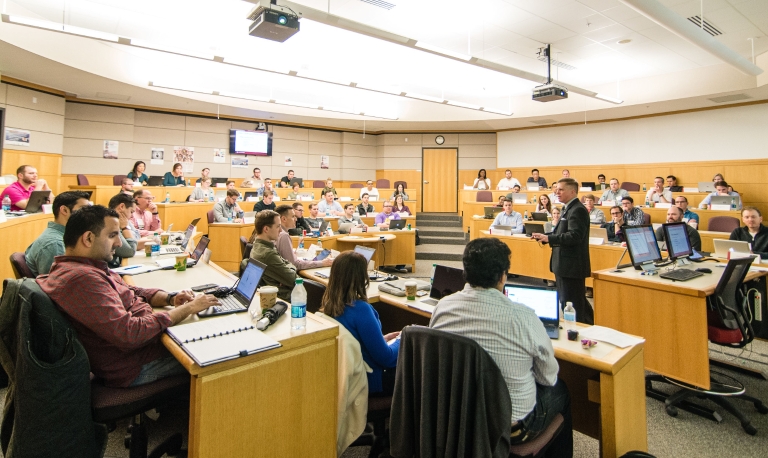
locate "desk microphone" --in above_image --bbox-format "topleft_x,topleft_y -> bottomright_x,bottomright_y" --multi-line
255,301 -> 288,330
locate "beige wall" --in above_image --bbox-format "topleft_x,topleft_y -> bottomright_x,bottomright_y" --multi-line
376,132 -> 497,173
0,82 -> 65,155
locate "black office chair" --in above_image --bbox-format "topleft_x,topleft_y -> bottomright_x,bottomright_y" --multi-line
303,278 -> 326,313
9,252 -> 35,279
646,256 -> 768,435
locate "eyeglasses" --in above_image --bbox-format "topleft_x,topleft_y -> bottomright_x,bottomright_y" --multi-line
610,212 -> 623,216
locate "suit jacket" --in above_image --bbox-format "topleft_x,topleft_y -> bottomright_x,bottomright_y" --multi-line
548,198 -> 591,279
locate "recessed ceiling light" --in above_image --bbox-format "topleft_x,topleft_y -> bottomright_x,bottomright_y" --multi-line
617,39 -> 632,45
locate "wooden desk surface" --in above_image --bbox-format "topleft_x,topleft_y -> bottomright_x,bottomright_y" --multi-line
0,212 -> 54,291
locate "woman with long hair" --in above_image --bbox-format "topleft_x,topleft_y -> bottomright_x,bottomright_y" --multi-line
473,168 -> 490,190
393,194 -> 411,215
127,161 -> 148,185
390,183 -> 410,201
163,163 -> 186,187
320,251 -> 400,395
535,194 -> 552,215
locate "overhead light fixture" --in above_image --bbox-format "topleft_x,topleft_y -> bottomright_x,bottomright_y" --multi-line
405,92 -> 445,103
354,82 -> 404,95
414,41 -> 471,61
620,0 -> 763,76
1,13 -> 120,42
595,93 -> 623,104
130,38 -> 217,60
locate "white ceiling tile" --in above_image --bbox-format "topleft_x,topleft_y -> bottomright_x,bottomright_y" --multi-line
480,46 -> 520,63
583,23 -> 633,42
551,34 -> 597,51
527,25 -> 578,43
560,13 -> 617,34
598,32 -> 651,51
704,6 -> 748,24
600,5 -> 641,22
507,16 -> 558,37
623,15 -> 659,32
566,43 -> 614,58
574,0 -> 621,12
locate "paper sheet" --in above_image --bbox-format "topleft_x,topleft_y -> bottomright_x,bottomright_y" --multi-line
578,325 -> 644,348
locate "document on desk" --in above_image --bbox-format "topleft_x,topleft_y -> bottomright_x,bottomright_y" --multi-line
579,325 -> 645,348
167,315 -> 281,366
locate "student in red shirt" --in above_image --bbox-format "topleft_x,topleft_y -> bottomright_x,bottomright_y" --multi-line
1,165 -> 53,211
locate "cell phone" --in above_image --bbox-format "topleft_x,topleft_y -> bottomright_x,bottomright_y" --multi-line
313,249 -> 331,261
416,290 -> 428,297
192,283 -> 218,292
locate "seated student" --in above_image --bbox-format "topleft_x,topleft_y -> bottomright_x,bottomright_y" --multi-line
392,195 -> 411,215
390,183 -> 409,201
321,178 -> 337,198
242,167 -> 263,188
162,163 -> 186,186
675,196 -> 700,229
526,168 -> 548,188
214,190 -> 244,222
510,184 -> 522,194
583,194 -> 605,224
699,180 -> 742,210
287,182 -> 301,199
550,206 -> 561,230
654,206 -> 702,251
1,165 -> 53,211
473,169 -> 491,190
130,190 -> 161,236
596,174 -> 607,190
318,191 -> 344,216
338,203 -> 366,233
496,195 -> 506,207
226,180 -> 237,190
280,170 -> 297,188
196,167 -> 210,184
289,202 -> 313,236
320,251 -> 400,395
561,169 -> 574,181
120,177 -> 134,196
357,193 -> 375,216
107,192 -> 140,268
430,238 -> 572,453
621,196 -> 645,226
666,175 -> 683,192
190,177 -> 214,201
535,194 -> 552,215
497,169 -> 521,190
25,191 -> 91,276
361,180 -> 379,200
253,190 -> 276,213
730,207 -> 768,259
274,205 -> 332,269
37,205 -> 220,387
491,198 -> 523,234
713,173 -> 725,183
599,178 -> 629,204
304,203 -> 325,230
245,210 -> 297,301
375,202 -> 401,229
127,161 -> 149,185
602,206 -> 626,243
646,176 -> 672,203
258,178 -> 275,197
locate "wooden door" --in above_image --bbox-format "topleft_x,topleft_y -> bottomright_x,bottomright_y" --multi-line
422,148 -> 457,212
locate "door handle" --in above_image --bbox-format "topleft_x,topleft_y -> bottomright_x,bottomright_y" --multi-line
423,181 -> 429,184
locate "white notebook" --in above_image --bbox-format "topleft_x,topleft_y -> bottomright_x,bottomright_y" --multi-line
166,315 -> 281,366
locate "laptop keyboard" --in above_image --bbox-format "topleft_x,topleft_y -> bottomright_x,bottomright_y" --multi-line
218,296 -> 247,311
162,246 -> 182,254
660,269 -> 704,282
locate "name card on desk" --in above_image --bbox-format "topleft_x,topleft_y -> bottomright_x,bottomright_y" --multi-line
0,212 -> 6,223
711,204 -> 731,211
654,203 -> 671,209
683,187 -> 699,193
216,183 -> 225,188
42,204 -> 53,214
579,187 -> 592,191
589,237 -> 605,245
601,200 -> 615,207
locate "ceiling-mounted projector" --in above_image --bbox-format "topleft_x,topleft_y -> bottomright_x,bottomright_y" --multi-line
533,84 -> 568,102
247,4 -> 300,42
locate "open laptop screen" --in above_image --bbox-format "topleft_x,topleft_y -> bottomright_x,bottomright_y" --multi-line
429,265 -> 465,300
180,224 -> 195,249
503,285 -> 559,321
190,236 -> 209,261
235,260 -> 266,301
624,225 -> 662,267
354,245 -> 376,263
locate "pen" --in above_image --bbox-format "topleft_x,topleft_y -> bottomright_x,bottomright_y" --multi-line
123,265 -> 141,270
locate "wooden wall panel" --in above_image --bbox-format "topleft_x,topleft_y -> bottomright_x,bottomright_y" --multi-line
1,149 -> 62,193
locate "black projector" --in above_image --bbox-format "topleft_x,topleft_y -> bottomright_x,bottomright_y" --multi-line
532,84 -> 568,102
248,9 -> 300,42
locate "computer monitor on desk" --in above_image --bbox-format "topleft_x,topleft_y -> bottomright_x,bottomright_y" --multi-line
624,225 -> 662,272
662,222 -> 693,264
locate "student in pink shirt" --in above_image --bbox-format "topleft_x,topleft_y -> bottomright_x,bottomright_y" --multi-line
1,165 -> 52,211
130,189 -> 161,236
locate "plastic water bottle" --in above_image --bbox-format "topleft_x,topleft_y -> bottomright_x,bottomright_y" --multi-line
642,183 -> 646,191
165,192 -> 170,203
731,197 -> 736,210
524,210 -> 529,221
645,197 -> 650,208
151,232 -> 161,257
564,301 -> 576,323
187,179 -> 190,186
291,278 -> 307,331
317,238 -> 323,250
298,238 -> 304,250
430,263 -> 437,285
2,195 -> 10,212
209,193 -> 214,202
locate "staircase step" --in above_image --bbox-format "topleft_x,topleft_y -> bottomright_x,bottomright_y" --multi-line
416,252 -> 464,261
416,213 -> 462,223
418,228 -> 467,238
420,236 -> 468,246
416,219 -> 463,228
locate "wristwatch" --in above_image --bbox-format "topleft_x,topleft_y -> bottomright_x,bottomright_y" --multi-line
167,292 -> 178,306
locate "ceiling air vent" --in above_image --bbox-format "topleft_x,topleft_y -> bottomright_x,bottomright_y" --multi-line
360,0 -> 396,10
686,16 -> 722,36
708,94 -> 752,103
530,119 -> 558,125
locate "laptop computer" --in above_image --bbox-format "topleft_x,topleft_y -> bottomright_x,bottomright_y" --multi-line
709,196 -> 734,207
420,265 -> 466,306
315,245 -> 375,279
313,220 -> 330,236
214,190 -> 227,201
490,225 -> 512,235
581,181 -> 595,191
24,190 -> 52,213
389,219 -> 407,230
508,193 -> 528,204
503,284 -> 560,339
713,239 -> 752,258
198,259 -> 266,317
244,192 -> 259,200
589,226 -> 609,244
159,224 -> 195,254
484,206 -> 502,219
531,212 -> 549,222
210,177 -> 229,186
526,183 -> 541,191
290,178 -> 303,187
188,235 -> 210,265
524,222 -> 546,237
146,176 -> 164,186
698,181 -> 716,192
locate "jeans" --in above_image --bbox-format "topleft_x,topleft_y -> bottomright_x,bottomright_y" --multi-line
513,379 -> 573,458
129,353 -> 187,387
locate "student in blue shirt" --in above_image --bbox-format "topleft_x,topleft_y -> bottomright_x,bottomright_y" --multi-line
492,198 -> 524,234
126,161 -> 149,185
675,196 -> 700,229
320,251 -> 400,395
162,163 -> 186,187
699,180 -> 742,210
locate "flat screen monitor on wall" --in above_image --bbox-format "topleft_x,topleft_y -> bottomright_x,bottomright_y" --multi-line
229,129 -> 272,156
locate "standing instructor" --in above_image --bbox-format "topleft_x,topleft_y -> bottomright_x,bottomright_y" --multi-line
531,178 -> 592,324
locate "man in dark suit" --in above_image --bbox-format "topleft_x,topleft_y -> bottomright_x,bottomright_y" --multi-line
531,178 -> 592,324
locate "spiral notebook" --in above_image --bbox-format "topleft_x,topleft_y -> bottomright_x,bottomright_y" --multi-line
166,314 -> 281,366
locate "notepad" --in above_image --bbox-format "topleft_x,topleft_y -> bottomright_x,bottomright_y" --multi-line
166,315 -> 281,366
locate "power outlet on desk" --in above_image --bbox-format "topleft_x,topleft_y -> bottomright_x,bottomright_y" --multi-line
756,291 -> 763,321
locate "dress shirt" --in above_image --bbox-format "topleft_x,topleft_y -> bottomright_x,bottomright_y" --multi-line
492,211 -> 524,234
700,191 -> 742,210
275,229 -> 326,270
497,177 -> 521,190
357,203 -> 375,216
623,207 -> 645,226
588,207 -> 606,224
37,256 -> 169,387
318,200 -> 344,215
527,177 -> 548,188
430,284 -> 558,422
645,188 -> 672,203
360,187 -> 379,199
1,181 -> 35,211
473,178 -> 491,190
599,188 -> 629,204
682,209 -> 700,228
189,187 -> 213,201
213,200 -> 240,222
375,212 -> 401,225
130,207 -> 161,236
25,221 -> 65,276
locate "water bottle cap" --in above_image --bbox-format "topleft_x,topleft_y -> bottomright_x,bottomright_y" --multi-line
295,278 -> 303,284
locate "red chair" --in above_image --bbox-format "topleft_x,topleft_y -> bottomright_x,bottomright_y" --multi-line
112,174 -> 127,186
620,181 -> 640,192
350,183 -> 364,188
312,180 -> 325,188
393,181 -> 407,190
642,213 -> 651,225
376,179 -> 390,188
476,191 -> 493,202
76,174 -> 89,185
207,209 -> 215,224
708,216 -> 740,233
9,252 -> 35,279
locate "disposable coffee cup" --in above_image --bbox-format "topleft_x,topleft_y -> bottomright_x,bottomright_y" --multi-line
144,243 -> 154,257
174,254 -> 188,271
161,233 -> 170,245
258,286 -> 279,311
405,281 -> 417,300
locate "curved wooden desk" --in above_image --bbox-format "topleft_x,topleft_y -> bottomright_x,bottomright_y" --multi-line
0,213 -> 54,289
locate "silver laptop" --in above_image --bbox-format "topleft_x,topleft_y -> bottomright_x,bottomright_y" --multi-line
589,226 -> 609,244
709,196 -> 734,207
159,224 -> 194,254
315,245 -> 375,279
214,190 -> 227,201
504,284 -> 560,339
508,192 -> 528,204
490,225 -> 512,235
698,181 -> 716,192
526,183 -> 541,191
713,239 -> 751,258
484,206 -> 502,219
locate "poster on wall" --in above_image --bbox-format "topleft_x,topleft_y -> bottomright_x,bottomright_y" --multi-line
284,156 -> 292,166
320,155 -> 330,169
232,157 -> 249,168
213,148 -> 226,163
150,147 -> 164,165
103,140 -> 119,159
174,146 -> 195,173
4,128 -> 30,147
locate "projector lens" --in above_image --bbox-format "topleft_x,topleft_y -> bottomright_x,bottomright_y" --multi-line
278,15 -> 288,25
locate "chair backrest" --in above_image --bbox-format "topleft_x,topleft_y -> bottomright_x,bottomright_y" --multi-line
350,183 -> 364,188
708,256 -> 756,346
390,326 -> 511,458
313,180 -> 325,188
303,279 -> 327,313
376,179 -> 390,189
9,252 -> 35,279
476,191 -> 493,202
76,174 -> 89,186
707,216 -> 740,233
239,236 -> 249,259
393,181 -> 407,190
642,212 -> 651,225
620,181 -> 640,192
207,209 -> 215,224
112,174 -> 127,186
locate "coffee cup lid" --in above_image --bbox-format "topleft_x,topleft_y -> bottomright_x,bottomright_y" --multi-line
259,286 -> 278,293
